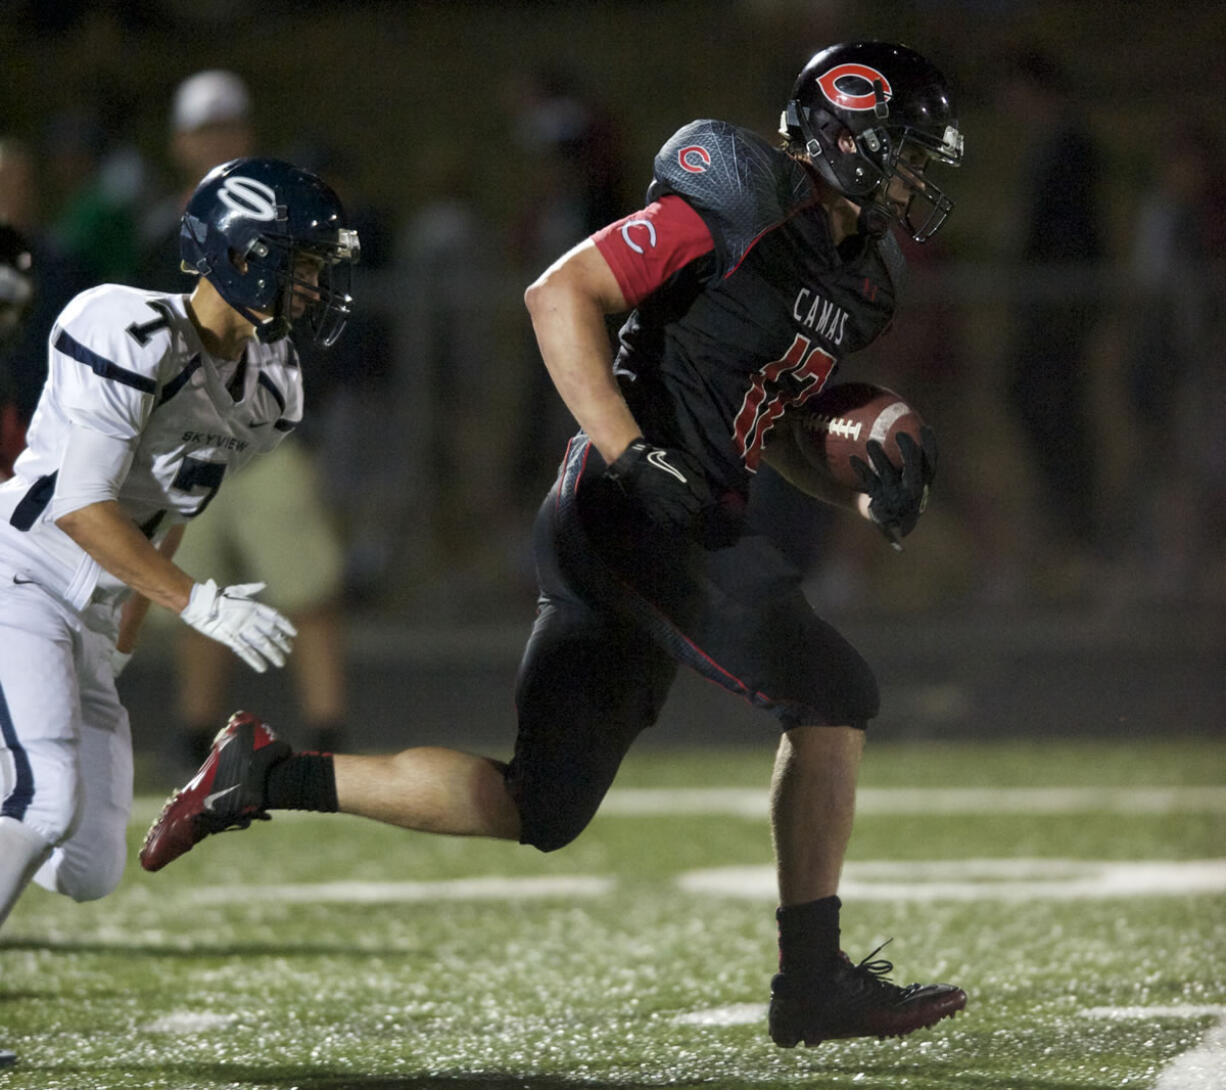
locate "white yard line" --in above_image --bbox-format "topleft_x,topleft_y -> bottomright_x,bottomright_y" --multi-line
597,785 -> 1226,818
144,1011 -> 237,1034
186,874 -> 614,905
162,859 -> 1226,907
1083,1007 -> 1226,1089
677,859 -> 1226,901
674,1003 -> 763,1026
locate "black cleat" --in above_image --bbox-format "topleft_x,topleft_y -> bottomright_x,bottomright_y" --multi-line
769,942 -> 967,1047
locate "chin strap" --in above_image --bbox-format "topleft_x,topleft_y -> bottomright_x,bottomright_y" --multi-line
857,204 -> 891,240
226,297 -> 290,344
253,315 -> 290,343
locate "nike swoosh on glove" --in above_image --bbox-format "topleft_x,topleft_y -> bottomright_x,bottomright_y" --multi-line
850,426 -> 938,550
605,440 -> 713,535
179,579 -> 298,673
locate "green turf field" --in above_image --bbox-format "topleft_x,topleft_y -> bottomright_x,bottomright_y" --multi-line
2,739 -> 1223,1089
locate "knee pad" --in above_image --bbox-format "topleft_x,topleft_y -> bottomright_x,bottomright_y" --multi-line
61,849 -> 126,903
35,829 -> 126,903
519,812 -> 591,854
506,774 -> 600,854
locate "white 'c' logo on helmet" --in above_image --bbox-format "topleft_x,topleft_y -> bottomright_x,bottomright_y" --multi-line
217,176 -> 278,221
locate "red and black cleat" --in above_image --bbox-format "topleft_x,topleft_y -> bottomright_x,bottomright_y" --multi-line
769,943 -> 967,1047
139,711 -> 290,872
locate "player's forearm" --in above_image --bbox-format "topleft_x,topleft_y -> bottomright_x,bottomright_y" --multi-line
114,523 -> 186,652
525,241 -> 641,464
534,319 -> 640,464
55,501 -> 194,614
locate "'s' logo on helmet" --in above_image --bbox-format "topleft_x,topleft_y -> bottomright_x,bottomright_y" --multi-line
817,63 -> 893,112
217,176 -> 279,221
678,145 -> 711,173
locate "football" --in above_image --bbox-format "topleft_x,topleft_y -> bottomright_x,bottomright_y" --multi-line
793,382 -> 926,490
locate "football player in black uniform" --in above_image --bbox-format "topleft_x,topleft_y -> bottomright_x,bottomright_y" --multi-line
143,41 -> 965,1048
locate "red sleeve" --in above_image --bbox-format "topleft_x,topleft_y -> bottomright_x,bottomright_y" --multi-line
591,195 -> 715,307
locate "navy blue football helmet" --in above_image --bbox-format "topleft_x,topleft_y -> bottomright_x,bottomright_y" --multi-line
180,157 -> 360,346
781,42 -> 963,241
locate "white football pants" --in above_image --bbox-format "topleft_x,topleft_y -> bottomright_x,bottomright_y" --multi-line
0,578 -> 132,920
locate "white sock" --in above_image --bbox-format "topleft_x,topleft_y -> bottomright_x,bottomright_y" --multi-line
0,816 -> 54,930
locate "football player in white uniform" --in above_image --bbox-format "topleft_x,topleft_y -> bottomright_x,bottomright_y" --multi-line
0,157 -> 360,932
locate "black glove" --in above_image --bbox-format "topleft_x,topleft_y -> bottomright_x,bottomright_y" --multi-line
850,426 -> 938,549
605,439 -> 712,534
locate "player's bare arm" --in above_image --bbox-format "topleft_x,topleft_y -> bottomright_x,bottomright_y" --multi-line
524,239 -> 641,465
114,522 -> 185,654
55,501 -> 194,613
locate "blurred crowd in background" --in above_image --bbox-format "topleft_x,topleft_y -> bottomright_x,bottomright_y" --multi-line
2,0 -> 1224,631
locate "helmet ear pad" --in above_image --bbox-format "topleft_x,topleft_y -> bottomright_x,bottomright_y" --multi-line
181,211 -> 284,314
798,105 -> 889,200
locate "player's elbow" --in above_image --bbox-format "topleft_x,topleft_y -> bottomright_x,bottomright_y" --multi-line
522,274 -> 551,318
53,499 -> 109,537
523,262 -> 576,320
525,240 -> 625,318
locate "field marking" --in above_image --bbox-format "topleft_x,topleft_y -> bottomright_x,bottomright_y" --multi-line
677,859 -> 1226,901
145,1012 -> 237,1034
172,860 -> 1226,907
598,786 -> 1226,818
187,874 -> 614,905
1083,1006 -> 1226,1020
1083,1007 -> 1226,1089
129,786 -> 1226,826
674,1003 -> 763,1026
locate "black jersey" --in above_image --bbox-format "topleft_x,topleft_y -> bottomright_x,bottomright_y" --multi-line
595,119 -> 904,496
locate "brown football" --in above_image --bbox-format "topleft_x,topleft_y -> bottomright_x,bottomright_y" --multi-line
793,382 -> 926,491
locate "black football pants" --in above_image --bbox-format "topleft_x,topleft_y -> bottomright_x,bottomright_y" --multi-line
505,434 -> 879,852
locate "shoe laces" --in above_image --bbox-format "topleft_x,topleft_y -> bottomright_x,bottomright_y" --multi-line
841,940 -> 912,1001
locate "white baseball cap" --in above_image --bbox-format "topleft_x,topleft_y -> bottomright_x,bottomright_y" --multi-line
172,70 -> 251,133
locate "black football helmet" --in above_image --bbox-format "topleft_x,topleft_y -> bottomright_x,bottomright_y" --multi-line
0,224 -> 34,345
180,157 -> 360,346
781,41 -> 963,241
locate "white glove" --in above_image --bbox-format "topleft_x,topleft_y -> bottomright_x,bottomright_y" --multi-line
111,649 -> 133,678
179,579 -> 297,673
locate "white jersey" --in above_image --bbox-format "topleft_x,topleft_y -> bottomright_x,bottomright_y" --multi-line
0,284 -> 303,618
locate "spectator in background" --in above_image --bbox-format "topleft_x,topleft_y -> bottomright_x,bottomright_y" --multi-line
0,139 -> 92,475
137,70 -> 351,769
389,149 -> 509,609
44,109 -> 145,288
138,69 -> 257,285
507,67 -> 629,510
288,142 -> 400,605
997,49 -> 1105,591
0,225 -> 36,478
1122,120 -> 1226,600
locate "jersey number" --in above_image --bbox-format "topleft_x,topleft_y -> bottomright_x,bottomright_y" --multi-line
733,333 -> 836,470
125,300 -> 175,347
172,456 -> 226,517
